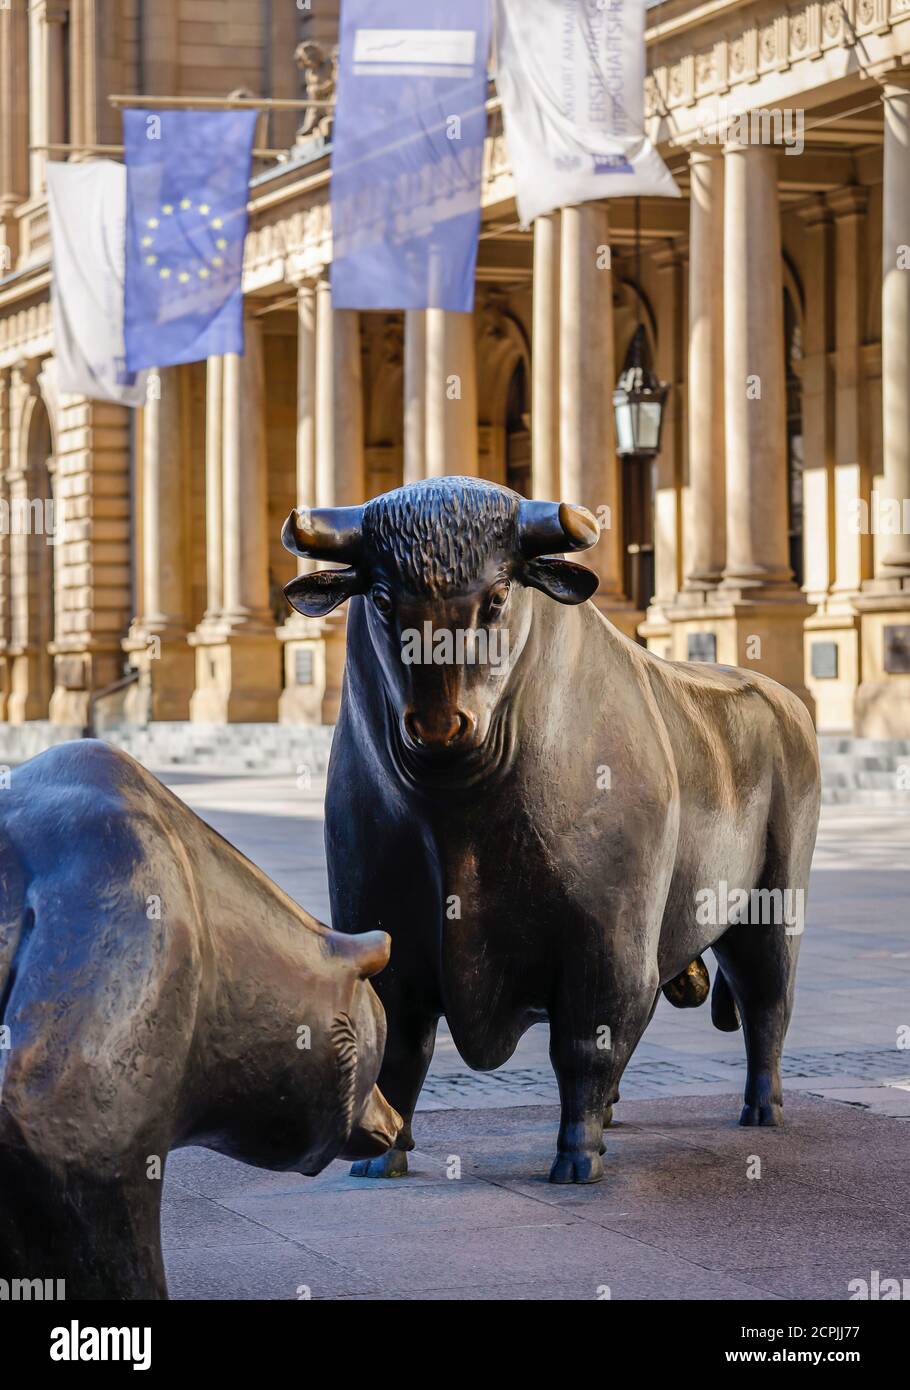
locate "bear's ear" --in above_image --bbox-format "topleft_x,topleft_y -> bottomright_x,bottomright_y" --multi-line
523,558 -> 600,606
284,567 -> 362,617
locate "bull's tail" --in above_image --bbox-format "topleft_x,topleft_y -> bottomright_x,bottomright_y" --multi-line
711,964 -> 742,1032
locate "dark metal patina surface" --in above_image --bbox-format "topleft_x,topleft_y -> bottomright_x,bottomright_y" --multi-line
0,741 -> 400,1298
283,477 -> 821,1186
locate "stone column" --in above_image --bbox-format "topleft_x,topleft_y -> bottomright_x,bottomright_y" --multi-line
203,354 -> 224,619
311,277 -> 366,723
0,0 -> 29,269
124,369 -> 194,721
403,310 -> 426,484
711,140 -> 811,707
797,198 -> 835,608
684,150 -> 725,590
279,279 -> 323,724
878,81 -> 910,579
721,143 -> 791,591
643,240 -> 684,658
425,310 -> 478,477
559,201 -> 627,621
855,81 -> 910,734
0,369 -> 10,718
190,312 -> 280,722
27,1 -> 66,197
531,212 -> 560,501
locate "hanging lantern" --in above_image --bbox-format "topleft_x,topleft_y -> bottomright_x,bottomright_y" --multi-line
613,322 -> 669,460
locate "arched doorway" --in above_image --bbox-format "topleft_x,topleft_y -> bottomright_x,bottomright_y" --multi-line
504,358 -> 531,497
10,393 -> 56,720
784,288 -> 804,588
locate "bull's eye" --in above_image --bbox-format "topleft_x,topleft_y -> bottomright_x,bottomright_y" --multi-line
486,581 -> 511,616
371,587 -> 393,618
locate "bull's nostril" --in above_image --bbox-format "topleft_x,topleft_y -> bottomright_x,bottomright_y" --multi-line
403,707 -> 475,750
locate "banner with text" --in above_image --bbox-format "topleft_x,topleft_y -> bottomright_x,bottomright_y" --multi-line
495,0 -> 680,227
331,0 -> 492,312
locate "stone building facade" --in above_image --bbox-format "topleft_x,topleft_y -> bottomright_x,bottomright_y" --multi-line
1,0 -> 909,737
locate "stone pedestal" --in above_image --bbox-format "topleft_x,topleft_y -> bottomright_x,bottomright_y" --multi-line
189,624 -> 281,724
278,617 -> 328,725
123,629 -> 196,724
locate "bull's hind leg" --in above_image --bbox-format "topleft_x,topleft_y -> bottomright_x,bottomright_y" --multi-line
350,1006 -> 437,1179
716,807 -> 814,1127
712,874 -> 803,1127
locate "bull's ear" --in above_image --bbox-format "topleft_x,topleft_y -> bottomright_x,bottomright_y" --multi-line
524,558 -> 599,606
284,567 -> 362,617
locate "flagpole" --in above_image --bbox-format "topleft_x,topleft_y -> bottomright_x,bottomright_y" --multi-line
34,142 -> 294,160
108,94 -> 334,111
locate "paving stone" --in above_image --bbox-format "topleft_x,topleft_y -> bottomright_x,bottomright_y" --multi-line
164,1239 -> 383,1300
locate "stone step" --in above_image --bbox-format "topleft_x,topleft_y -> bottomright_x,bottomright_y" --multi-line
1,723 -> 909,804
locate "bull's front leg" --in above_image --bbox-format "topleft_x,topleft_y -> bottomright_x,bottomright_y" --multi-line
548,956 -> 659,1185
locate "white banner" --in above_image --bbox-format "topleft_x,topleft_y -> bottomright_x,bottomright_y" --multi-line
495,0 -> 680,227
47,161 -> 148,406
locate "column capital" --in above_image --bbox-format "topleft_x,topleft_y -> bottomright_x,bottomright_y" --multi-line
880,72 -> 910,101
652,236 -> 686,271
687,143 -> 724,167
796,194 -> 832,229
826,184 -> 869,220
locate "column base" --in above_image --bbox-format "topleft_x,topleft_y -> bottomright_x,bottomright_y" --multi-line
665,588 -> 815,715
188,622 -> 282,724
803,603 -> 861,734
0,651 -> 10,722
593,595 -> 645,642
640,602 -> 673,660
6,648 -> 52,724
853,578 -> 910,737
123,628 -> 195,723
277,615 -> 329,725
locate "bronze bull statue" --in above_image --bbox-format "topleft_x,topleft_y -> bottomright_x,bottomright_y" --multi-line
283,476 -> 821,1185
0,740 -> 400,1298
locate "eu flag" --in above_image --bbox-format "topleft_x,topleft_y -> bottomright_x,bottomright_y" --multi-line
123,110 -> 256,370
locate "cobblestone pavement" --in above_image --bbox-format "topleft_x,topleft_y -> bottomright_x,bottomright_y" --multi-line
154,769 -> 910,1300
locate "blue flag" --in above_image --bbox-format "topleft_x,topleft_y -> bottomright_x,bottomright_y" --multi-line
123,110 -> 256,370
331,0 -> 491,312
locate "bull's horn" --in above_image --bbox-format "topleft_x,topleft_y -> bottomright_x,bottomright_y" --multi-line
281,505 -> 364,562
329,929 -> 391,980
517,500 -> 600,557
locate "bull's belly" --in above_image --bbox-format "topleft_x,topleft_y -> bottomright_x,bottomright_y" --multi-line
657,825 -> 769,979
439,926 -> 549,1071
443,992 -> 547,1071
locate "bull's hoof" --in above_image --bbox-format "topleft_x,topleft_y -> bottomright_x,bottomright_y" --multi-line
350,1148 -> 409,1178
548,1149 -> 604,1184
739,1102 -> 784,1128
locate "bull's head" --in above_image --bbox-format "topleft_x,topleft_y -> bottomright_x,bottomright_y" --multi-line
281,477 -> 599,770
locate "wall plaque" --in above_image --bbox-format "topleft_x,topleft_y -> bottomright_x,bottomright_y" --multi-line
687,631 -> 717,663
810,641 -> 839,680
884,624 -> 910,675
295,648 -> 315,686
